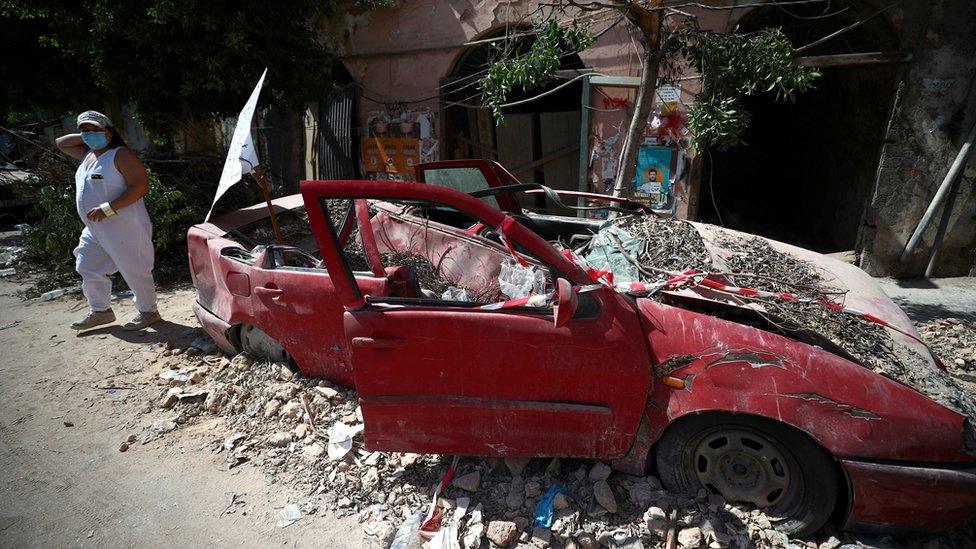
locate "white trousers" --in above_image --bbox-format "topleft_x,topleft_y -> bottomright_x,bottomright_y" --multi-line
74,225 -> 157,313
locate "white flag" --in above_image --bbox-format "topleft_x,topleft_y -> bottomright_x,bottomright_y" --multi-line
207,68 -> 267,221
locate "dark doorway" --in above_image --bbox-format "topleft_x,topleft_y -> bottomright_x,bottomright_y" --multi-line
442,28 -> 585,209
698,1 -> 902,253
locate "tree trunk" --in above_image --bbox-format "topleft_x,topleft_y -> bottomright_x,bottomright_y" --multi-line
611,5 -> 664,199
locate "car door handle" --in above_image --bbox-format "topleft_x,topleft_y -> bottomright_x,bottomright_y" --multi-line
255,286 -> 284,298
352,337 -> 405,350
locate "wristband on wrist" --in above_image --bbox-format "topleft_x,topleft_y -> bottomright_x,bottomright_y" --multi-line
100,202 -> 117,217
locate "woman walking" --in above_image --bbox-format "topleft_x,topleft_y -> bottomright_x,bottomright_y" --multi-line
56,110 -> 161,330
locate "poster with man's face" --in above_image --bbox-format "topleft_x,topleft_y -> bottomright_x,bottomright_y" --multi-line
633,145 -> 672,211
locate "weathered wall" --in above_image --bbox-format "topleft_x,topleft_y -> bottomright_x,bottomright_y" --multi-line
859,1 -> 976,277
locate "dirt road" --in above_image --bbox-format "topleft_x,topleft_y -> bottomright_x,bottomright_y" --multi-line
0,279 -> 365,548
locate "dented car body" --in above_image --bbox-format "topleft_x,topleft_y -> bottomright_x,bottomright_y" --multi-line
188,160 -> 976,535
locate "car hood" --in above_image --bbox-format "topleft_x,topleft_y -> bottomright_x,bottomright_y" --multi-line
683,222 -> 935,368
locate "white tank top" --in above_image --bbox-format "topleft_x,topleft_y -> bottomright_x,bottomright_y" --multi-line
74,147 -> 151,229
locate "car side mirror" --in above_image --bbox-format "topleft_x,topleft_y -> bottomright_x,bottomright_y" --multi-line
554,278 -> 578,328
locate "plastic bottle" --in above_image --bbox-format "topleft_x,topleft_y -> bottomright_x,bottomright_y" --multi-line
389,510 -> 423,549
0,268 -> 14,277
41,288 -> 69,301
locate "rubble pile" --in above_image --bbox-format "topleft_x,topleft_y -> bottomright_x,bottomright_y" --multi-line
144,345 -> 898,549
918,318 -> 976,374
581,215 -> 976,423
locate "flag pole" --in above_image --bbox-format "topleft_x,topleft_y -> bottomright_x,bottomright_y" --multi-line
252,165 -> 284,245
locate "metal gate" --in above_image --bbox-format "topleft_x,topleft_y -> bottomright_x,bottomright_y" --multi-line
318,88 -> 357,179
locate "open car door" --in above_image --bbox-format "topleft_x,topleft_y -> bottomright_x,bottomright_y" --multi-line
302,179 -> 652,459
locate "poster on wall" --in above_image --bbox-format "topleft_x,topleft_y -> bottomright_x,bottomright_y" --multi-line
362,137 -> 421,175
633,145 -> 673,212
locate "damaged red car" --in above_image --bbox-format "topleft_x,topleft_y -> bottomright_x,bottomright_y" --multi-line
188,160 -> 976,537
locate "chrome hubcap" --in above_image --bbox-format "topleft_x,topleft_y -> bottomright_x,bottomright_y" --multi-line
693,428 -> 791,507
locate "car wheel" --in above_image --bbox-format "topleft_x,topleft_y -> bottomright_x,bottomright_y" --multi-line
656,413 -> 837,537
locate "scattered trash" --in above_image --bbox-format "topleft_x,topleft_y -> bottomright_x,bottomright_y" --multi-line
390,510 -> 423,549
498,259 -> 546,299
0,245 -> 24,267
533,483 -> 568,528
277,503 -> 302,528
326,421 -> 363,461
41,287 -> 70,301
441,286 -> 472,302
0,268 -> 14,277
13,224 -> 30,235
428,497 -> 468,549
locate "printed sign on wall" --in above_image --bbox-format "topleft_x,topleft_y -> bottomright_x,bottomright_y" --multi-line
633,145 -> 673,212
362,137 -> 421,174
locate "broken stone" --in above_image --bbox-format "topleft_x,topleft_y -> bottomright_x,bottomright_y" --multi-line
150,418 -> 177,434
678,527 -> 702,548
303,443 -> 324,460
368,520 -> 397,548
628,479 -> 659,508
264,399 -> 282,418
280,400 -> 302,420
486,521 -> 519,547
453,471 -> 481,492
119,442 -> 129,452
524,480 -> 542,499
507,476 -> 525,509
160,388 -> 181,409
592,480 -> 617,513
268,432 -> 292,447
553,492 -> 570,510
203,387 -> 228,413
294,424 -> 309,439
575,532 -> 599,549
531,526 -> 552,545
644,506 -> 668,536
588,462 -> 612,482
314,385 -> 340,399
505,457 -> 531,476
819,536 -> 842,549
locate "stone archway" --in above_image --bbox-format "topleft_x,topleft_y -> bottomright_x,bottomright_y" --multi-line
441,27 -> 586,208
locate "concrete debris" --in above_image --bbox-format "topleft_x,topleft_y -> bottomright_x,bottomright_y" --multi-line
588,462 -> 612,482
644,506 -> 668,537
553,492 -> 570,510
505,457 -> 531,476
506,475 -> 525,510
140,347 -> 975,549
452,471 -> 481,492
277,503 -> 302,528
592,480 -> 617,513
677,526 -> 703,548
268,432 -> 292,448
486,520 -> 519,547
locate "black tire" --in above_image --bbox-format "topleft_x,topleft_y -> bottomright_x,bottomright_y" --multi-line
656,413 -> 837,538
